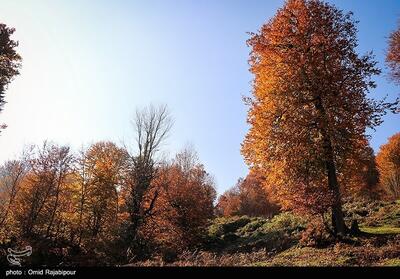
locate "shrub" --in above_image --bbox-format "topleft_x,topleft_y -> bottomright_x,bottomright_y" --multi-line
263,212 -> 307,233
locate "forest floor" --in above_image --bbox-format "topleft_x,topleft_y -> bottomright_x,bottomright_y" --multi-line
133,199 -> 400,267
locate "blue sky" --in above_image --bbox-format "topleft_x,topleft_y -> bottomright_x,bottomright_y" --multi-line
0,0 -> 399,195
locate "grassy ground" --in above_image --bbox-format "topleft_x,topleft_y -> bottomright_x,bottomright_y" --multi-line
132,199 -> 400,267
360,226 -> 400,235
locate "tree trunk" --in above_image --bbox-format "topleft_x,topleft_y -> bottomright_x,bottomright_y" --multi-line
314,96 -> 347,235
326,157 -> 347,235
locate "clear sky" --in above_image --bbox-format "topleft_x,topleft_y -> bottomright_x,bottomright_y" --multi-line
0,0 -> 399,195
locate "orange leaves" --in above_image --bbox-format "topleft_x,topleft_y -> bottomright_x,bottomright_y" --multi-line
217,192 -> 241,217
75,142 -> 128,246
217,172 -> 279,218
242,0 -> 383,217
376,133 -> 400,199
339,140 -> 380,198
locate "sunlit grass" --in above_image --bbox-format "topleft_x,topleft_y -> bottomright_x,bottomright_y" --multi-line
360,226 -> 400,235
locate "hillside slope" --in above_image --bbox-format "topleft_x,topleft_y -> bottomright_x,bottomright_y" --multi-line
133,200 -> 400,266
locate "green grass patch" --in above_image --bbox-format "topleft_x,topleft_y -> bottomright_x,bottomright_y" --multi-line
360,226 -> 400,235
253,247 -> 351,267
205,213 -> 307,253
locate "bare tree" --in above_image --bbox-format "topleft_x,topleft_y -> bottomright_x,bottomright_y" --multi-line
125,104 -> 172,261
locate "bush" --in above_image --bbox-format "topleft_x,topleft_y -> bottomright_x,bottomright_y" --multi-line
237,218 -> 269,236
263,212 -> 307,233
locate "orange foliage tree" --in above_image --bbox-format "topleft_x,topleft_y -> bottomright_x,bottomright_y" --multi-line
14,142 -> 74,239
242,0 -> 397,235
217,187 -> 241,217
376,133 -> 400,199
217,172 -> 279,218
142,148 -> 216,257
341,142 -> 380,199
0,160 -> 27,242
73,142 -> 128,250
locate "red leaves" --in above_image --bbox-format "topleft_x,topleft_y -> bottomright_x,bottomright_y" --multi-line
142,149 -> 216,255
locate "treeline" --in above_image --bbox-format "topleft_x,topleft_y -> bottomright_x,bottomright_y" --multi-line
0,105 -> 216,265
2,125 -> 398,266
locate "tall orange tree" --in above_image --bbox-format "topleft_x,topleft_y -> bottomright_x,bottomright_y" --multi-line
242,0 -> 397,235
74,141 -> 128,248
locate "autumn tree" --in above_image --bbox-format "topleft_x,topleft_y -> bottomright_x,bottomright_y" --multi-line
0,160 -> 27,242
376,133 -> 400,199
217,186 -> 241,217
148,148 -> 216,255
124,104 -> 173,260
242,0 -> 397,235
0,23 -> 21,119
73,142 -> 128,249
15,142 -> 74,239
359,146 -> 380,193
341,142 -> 380,198
217,172 -> 279,218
